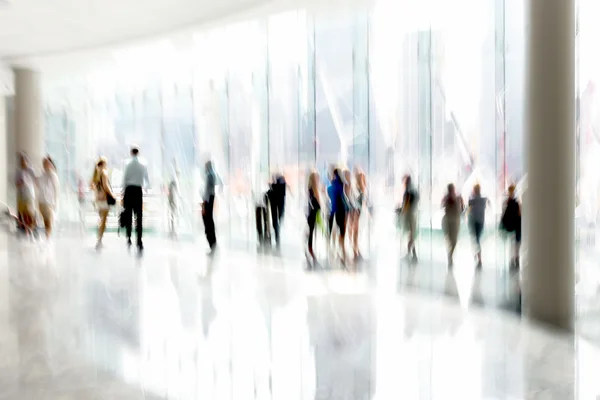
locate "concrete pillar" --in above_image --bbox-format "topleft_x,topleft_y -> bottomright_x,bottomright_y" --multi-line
524,0 -> 575,330
13,68 -> 44,167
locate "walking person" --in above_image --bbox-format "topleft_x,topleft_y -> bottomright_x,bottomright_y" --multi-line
441,183 -> 464,268
202,160 -> 218,254
122,146 -> 150,252
343,169 -> 358,261
330,168 -> 347,265
500,184 -> 522,271
91,157 -> 115,249
15,153 -> 37,238
353,170 -> 368,260
468,184 -> 490,269
37,156 -> 60,239
268,173 -> 288,247
168,169 -> 181,239
306,171 -> 321,265
326,166 -> 337,253
401,175 -> 419,263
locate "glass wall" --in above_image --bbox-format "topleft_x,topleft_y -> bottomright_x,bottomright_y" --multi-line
45,0 -> 522,281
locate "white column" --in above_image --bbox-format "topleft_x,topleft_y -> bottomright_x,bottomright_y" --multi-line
13,68 -> 44,166
524,0 -> 575,330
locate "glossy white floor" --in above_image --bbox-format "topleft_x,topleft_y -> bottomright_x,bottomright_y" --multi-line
0,231 -> 599,400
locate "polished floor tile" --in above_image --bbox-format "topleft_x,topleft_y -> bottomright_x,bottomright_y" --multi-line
0,231 -> 597,399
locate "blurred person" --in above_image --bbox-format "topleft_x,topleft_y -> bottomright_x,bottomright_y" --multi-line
354,170 -> 368,260
37,156 -> 59,239
168,169 -> 181,239
77,176 -> 87,233
500,184 -> 522,270
91,157 -> 115,249
329,168 -> 347,265
468,184 -> 490,268
15,153 -> 37,238
343,169 -> 358,261
202,160 -> 218,254
122,145 -> 150,252
268,173 -> 287,247
326,165 -> 336,246
441,183 -> 464,268
254,181 -> 271,247
306,171 -> 321,265
400,175 -> 419,263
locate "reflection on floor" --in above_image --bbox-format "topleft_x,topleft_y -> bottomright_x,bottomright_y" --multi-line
0,231 -> 597,399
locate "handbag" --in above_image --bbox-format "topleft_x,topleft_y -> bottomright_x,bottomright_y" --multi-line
103,174 -> 116,206
106,192 -> 116,206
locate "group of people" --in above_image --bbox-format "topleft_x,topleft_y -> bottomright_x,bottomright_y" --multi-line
14,145 -> 522,270
304,166 -> 369,267
15,153 -> 60,239
90,146 -> 219,255
440,182 -> 522,269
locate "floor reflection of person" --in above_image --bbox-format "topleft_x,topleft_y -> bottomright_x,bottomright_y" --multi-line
202,161 -> 218,254
91,157 -> 114,249
468,184 -> 490,269
37,156 -> 59,239
441,183 -> 464,269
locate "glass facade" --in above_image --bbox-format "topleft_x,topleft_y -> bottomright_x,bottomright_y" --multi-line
44,1 -> 521,254
49,0 -> 600,317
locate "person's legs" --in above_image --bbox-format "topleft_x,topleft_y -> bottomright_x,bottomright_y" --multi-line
307,211 -> 317,258
353,211 -> 361,258
123,187 -> 134,243
39,204 -> 53,238
271,200 -> 280,245
255,206 -> 264,244
18,201 -> 34,237
447,220 -> 459,266
336,210 -> 347,265
205,195 -> 216,249
169,203 -> 176,237
514,225 -> 522,267
97,209 -> 108,246
407,213 -> 417,259
133,187 -> 143,248
475,222 -> 484,265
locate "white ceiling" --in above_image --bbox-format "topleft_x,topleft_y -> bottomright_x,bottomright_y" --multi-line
0,0 -> 272,60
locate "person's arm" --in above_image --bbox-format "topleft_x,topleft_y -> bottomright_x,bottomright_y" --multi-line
314,187 -> 322,207
102,172 -> 113,198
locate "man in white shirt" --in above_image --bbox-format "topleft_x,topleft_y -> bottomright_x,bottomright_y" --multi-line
122,146 -> 150,251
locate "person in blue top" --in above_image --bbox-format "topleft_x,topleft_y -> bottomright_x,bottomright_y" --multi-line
327,168 -> 347,265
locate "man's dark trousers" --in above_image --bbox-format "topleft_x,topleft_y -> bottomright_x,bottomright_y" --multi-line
124,185 -> 143,246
